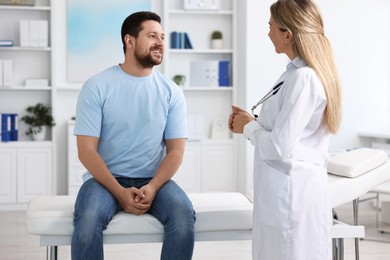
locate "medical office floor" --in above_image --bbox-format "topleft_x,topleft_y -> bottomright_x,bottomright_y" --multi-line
1,204 -> 390,260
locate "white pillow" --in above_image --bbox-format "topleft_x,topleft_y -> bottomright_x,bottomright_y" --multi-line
327,148 -> 388,178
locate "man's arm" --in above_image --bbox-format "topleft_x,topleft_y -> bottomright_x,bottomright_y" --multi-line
76,135 -> 149,215
136,138 -> 185,206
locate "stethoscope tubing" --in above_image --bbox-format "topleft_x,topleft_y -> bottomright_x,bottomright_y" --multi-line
251,81 -> 284,118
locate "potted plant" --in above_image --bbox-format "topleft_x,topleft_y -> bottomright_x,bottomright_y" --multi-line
173,74 -> 186,86
20,103 -> 55,141
211,30 -> 223,49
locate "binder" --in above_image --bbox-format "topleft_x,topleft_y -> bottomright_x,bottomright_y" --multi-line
170,31 -> 180,49
38,20 -> 48,47
20,20 -> 30,47
218,60 -> 230,86
179,32 -> 185,49
2,59 -> 13,86
184,33 -> 193,49
29,20 -> 39,47
10,114 -> 18,141
1,113 -> 11,142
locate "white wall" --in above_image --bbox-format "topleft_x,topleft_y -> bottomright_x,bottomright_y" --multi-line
240,0 -> 390,192
51,0 -> 390,195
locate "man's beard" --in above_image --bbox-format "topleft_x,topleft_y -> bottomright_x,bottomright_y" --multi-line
134,46 -> 163,68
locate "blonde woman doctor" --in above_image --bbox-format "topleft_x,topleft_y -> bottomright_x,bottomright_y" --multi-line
229,0 -> 342,259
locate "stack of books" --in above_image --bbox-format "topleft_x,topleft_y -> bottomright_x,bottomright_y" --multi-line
170,32 -> 193,49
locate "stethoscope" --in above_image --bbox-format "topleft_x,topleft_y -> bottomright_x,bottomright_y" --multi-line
251,81 -> 284,118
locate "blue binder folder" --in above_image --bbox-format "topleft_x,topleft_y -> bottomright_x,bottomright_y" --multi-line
1,113 -> 11,142
10,114 -> 18,141
218,60 -> 230,87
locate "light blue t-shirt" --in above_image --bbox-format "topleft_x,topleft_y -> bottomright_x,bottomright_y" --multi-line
74,65 -> 188,182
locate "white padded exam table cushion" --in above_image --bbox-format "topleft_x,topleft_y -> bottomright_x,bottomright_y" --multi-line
328,148 -> 390,207
26,192 -> 253,237
327,148 -> 388,178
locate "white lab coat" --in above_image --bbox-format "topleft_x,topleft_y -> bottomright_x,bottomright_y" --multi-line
243,57 -> 332,260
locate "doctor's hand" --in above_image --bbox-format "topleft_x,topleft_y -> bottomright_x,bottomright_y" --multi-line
229,105 -> 255,134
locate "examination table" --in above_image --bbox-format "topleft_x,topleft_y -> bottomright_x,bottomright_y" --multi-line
26,148 -> 390,260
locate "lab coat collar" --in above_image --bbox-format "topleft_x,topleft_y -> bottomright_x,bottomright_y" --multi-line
287,56 -> 307,70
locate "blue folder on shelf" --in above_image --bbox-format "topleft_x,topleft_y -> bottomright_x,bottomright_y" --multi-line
218,60 -> 230,87
1,113 -> 18,142
1,113 -> 11,142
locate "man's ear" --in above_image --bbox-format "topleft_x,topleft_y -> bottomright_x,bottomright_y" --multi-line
124,34 -> 134,47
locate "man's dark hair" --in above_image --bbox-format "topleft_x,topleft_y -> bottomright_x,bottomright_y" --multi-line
121,11 -> 161,53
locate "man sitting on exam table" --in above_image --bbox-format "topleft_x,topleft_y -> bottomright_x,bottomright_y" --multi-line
71,11 -> 195,260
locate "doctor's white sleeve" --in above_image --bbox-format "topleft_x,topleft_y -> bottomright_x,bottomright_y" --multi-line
243,72 -> 325,161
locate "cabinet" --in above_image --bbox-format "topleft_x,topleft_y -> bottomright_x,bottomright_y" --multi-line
173,141 -> 235,192
162,0 -> 237,140
162,0 -> 238,191
0,142 -> 53,209
0,0 -> 53,141
0,0 -> 54,209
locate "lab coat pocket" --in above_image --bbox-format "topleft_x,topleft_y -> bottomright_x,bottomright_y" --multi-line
256,161 -> 291,228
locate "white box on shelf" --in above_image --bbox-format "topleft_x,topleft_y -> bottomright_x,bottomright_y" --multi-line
183,0 -> 220,10
29,20 -> 39,47
25,78 -> 49,87
38,20 -> 48,47
20,20 -> 30,47
190,60 -> 219,87
0,59 -> 3,86
2,60 -> 13,86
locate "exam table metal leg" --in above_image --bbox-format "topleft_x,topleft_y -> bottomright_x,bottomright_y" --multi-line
376,192 -> 379,229
332,238 -> 344,260
353,198 -> 360,260
46,246 -> 58,260
360,192 -> 390,243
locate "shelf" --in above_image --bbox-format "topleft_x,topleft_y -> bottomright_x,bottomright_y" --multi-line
186,139 -> 234,144
0,141 -> 53,147
0,46 -> 51,51
57,84 -> 83,91
169,10 -> 233,15
169,49 -> 233,54
0,86 -> 51,90
181,87 -> 232,91
0,5 -> 50,11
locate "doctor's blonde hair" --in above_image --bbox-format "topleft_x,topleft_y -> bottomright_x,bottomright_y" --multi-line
271,0 -> 342,134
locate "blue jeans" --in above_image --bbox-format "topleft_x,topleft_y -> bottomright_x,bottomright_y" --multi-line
71,177 -> 196,260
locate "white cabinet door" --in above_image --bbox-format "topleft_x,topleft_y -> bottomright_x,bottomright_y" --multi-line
202,144 -> 235,192
0,148 -> 17,203
174,142 -> 235,192
17,147 -> 52,203
173,144 -> 202,192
